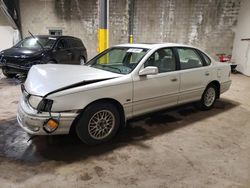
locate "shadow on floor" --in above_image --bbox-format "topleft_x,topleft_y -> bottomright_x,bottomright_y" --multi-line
0,98 -> 239,163
0,76 -> 25,88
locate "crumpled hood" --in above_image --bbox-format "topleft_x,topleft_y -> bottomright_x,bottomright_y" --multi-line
1,47 -> 45,58
24,64 -> 121,96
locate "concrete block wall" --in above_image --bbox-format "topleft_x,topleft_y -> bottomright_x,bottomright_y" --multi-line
20,0 -> 129,59
20,0 -> 99,59
20,0 -> 241,59
133,0 -> 241,58
109,0 -> 129,47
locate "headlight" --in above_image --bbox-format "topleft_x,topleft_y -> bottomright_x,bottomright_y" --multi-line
37,99 -> 53,112
28,95 -> 43,109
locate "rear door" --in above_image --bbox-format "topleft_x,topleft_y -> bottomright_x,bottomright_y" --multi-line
175,47 -> 212,104
66,38 -> 79,64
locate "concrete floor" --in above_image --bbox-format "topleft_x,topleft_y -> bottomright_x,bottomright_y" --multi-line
0,71 -> 249,188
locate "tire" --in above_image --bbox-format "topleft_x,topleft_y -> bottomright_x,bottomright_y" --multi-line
199,84 -> 217,110
80,56 -> 86,65
2,68 -> 16,78
75,102 -> 120,145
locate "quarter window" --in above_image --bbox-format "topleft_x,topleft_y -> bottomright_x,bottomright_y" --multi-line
200,51 -> 211,66
177,48 -> 203,70
144,48 -> 176,73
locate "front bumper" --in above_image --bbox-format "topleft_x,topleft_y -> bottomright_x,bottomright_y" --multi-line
0,63 -> 29,74
17,96 -> 79,135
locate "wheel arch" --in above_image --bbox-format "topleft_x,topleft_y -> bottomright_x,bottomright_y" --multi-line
79,55 -> 86,65
207,80 -> 220,99
69,98 -> 126,134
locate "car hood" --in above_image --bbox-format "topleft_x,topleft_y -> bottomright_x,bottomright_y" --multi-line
1,47 -> 45,58
24,64 -> 121,96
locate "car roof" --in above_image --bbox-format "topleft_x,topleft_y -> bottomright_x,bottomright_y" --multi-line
115,43 -> 194,49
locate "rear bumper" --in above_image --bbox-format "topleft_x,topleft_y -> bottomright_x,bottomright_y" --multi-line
17,96 -> 78,135
220,80 -> 232,94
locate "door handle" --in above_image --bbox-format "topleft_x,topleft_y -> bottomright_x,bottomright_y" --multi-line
205,72 -> 210,76
67,52 -> 72,56
170,78 -> 178,82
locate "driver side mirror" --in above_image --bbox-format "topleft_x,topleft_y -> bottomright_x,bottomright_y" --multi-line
139,66 -> 159,76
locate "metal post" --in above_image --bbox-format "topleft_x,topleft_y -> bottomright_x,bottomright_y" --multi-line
99,0 -> 109,52
128,0 -> 135,43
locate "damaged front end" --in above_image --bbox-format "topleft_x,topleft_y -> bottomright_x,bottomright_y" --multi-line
17,64 -> 121,135
17,84 -> 78,135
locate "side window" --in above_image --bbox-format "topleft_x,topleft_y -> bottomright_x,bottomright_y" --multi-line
144,48 -> 176,73
200,51 -> 211,66
77,39 -> 84,47
57,39 -> 68,50
66,39 -> 75,48
177,48 -> 203,70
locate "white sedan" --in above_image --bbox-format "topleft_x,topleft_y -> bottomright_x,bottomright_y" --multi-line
17,43 -> 232,144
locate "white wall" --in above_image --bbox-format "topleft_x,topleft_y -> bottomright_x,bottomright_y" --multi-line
0,26 -> 20,51
232,0 -> 250,76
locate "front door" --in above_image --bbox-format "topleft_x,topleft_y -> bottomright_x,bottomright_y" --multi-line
53,39 -> 72,64
132,48 -> 180,117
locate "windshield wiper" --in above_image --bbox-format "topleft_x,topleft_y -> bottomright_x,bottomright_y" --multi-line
100,64 -> 122,73
28,31 -> 45,51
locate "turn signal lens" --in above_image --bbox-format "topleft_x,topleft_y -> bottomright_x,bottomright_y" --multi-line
43,118 -> 59,133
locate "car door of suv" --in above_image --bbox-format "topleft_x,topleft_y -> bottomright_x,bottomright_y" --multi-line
66,38 -> 79,64
132,48 -> 180,117
53,38 -> 72,64
175,47 -> 212,104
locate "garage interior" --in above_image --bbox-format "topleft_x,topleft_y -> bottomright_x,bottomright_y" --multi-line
0,0 -> 250,187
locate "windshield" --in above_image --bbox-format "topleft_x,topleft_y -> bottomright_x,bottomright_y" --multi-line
88,47 -> 149,74
15,37 -> 57,49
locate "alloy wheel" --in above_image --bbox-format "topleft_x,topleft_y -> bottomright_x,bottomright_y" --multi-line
204,87 -> 216,107
88,110 -> 115,140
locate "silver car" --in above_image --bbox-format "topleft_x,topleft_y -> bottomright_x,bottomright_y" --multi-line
17,43 -> 232,144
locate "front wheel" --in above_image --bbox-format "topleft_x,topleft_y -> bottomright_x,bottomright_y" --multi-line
199,84 -> 217,110
75,102 -> 120,145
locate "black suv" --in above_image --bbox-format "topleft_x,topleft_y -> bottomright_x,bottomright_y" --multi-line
0,35 -> 87,78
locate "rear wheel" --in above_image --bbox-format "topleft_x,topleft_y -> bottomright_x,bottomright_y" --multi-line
199,84 -> 217,110
2,68 -> 16,78
76,102 -> 120,145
